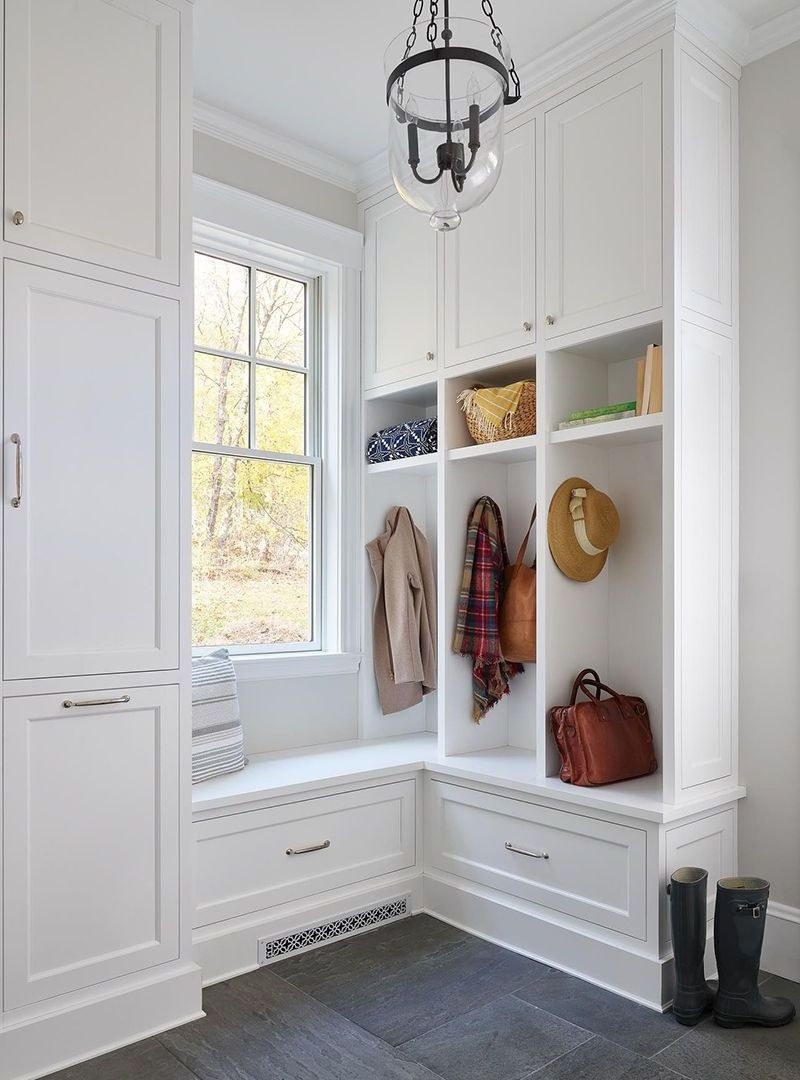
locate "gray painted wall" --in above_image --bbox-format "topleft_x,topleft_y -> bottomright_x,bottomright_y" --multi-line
194,131 -> 358,229
739,40 -> 800,911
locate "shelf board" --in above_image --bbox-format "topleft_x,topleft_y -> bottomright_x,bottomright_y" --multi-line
366,454 -> 438,477
448,434 -> 538,464
364,373 -> 437,405
550,413 -> 662,447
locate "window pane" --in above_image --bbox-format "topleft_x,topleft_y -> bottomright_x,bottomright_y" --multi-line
194,253 -> 249,354
255,270 -> 305,367
192,454 -> 311,646
255,366 -> 305,455
194,353 -> 249,447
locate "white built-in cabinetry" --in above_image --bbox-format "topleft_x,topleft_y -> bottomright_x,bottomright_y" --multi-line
0,2 -> 198,1077
359,27 -> 742,1008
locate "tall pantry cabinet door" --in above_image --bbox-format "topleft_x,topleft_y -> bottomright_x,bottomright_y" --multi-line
3,262 -> 180,680
544,53 -> 662,338
444,120 -> 536,366
2,686 -> 180,1009
4,0 -> 181,283
364,194 -> 438,389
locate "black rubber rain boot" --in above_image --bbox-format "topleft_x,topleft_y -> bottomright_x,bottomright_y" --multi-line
668,867 -> 715,1025
714,876 -> 796,1028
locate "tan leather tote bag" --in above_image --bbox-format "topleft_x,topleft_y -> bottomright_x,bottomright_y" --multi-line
499,506 -> 536,663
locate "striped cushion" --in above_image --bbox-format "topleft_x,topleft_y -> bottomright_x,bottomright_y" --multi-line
191,648 -> 246,784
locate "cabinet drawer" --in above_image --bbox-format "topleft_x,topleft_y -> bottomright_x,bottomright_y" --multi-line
426,780 -> 646,939
3,685 -> 180,1008
194,780 -> 416,927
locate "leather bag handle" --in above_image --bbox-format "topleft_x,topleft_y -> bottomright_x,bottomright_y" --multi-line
512,505 -> 537,569
570,668 -> 629,714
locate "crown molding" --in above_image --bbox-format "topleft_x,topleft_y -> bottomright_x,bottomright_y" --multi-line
193,100 -> 358,193
747,5 -> 800,64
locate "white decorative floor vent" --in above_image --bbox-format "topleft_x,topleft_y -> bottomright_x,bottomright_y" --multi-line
258,896 -> 410,964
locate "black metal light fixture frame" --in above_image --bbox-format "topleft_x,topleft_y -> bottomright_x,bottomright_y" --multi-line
386,0 -> 521,194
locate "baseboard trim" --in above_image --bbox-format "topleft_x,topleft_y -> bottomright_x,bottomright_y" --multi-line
193,873 -> 425,986
762,902 -> 800,984
0,963 -> 202,1080
423,873 -> 670,1011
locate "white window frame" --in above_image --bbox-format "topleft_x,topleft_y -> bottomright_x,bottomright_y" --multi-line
192,176 -> 363,680
192,247 -> 322,655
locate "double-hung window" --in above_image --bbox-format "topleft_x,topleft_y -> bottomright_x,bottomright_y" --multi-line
192,251 -> 320,652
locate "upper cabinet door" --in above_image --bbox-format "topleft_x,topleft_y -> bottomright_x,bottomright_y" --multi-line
444,120 -> 536,367
545,54 -> 662,339
3,262 -> 180,680
364,194 -> 438,389
4,0 -> 181,284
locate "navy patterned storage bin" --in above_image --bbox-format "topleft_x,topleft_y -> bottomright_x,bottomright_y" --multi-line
366,417 -> 437,463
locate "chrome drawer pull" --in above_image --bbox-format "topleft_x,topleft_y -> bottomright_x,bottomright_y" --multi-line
505,841 -> 549,860
10,433 -> 22,508
63,695 -> 131,709
286,839 -> 331,856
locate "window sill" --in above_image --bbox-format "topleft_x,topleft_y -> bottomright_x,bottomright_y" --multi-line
229,651 -> 362,682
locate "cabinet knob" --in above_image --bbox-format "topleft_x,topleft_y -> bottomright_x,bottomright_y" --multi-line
545,314 -> 556,327
426,351 -> 435,362
523,321 -> 532,333
11,210 -> 24,226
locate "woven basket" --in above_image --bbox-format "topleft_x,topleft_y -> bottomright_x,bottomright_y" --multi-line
458,380 -> 537,444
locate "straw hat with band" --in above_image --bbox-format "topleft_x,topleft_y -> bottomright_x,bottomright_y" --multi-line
547,477 -> 620,582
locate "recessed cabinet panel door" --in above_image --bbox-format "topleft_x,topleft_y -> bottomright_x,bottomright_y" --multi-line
4,0 -> 181,283
444,120 -> 536,366
3,262 -> 179,679
2,687 -> 180,1008
364,194 -> 438,388
545,53 -> 662,338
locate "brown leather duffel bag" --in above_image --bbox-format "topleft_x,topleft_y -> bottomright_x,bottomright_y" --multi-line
550,668 -> 658,786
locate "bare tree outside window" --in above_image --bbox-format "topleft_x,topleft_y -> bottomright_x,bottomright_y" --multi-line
192,252 -> 317,649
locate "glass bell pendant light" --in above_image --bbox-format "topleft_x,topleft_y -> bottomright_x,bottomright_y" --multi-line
385,0 -> 521,231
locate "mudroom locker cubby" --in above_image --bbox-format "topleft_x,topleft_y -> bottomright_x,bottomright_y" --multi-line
360,24 -> 742,1006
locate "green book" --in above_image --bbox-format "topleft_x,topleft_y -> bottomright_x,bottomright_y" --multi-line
568,401 -> 637,421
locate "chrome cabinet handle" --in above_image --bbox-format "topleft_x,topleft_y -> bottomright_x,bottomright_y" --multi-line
10,433 -> 22,507
545,314 -> 556,326
286,839 -> 331,856
426,351 -> 435,362
523,321 -> 532,332
63,695 -> 131,709
505,841 -> 549,860
12,211 -> 24,226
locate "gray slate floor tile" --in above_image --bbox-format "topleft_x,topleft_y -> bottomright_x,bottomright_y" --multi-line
51,1038 -> 198,1079
272,913 -> 469,996
654,975 -> 800,1080
514,971 -> 678,1057
531,1035 -> 690,1079
399,994 -> 591,1080
159,969 -> 445,1080
288,929 -> 550,1046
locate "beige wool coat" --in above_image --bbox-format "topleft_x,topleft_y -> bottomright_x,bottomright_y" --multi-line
366,506 -> 437,715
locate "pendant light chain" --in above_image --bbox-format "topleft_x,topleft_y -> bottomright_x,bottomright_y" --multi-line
426,0 -> 439,45
398,0 -> 425,106
481,0 -> 521,100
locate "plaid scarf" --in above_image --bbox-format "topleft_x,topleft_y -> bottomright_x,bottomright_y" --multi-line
452,496 -> 523,721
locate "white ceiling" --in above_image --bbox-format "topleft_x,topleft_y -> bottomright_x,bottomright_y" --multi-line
193,0 -> 797,168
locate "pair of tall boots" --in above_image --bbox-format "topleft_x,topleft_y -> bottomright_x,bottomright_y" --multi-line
669,868 -> 796,1028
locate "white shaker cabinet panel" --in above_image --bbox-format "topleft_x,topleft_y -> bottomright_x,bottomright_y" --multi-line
2,686 -> 180,1009
3,262 -> 180,680
4,0 -> 181,283
544,53 -> 662,338
680,52 -> 733,325
364,194 -> 438,389
444,120 -> 536,366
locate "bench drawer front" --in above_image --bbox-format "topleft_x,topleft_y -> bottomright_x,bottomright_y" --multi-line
426,780 -> 646,939
194,780 -> 416,927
